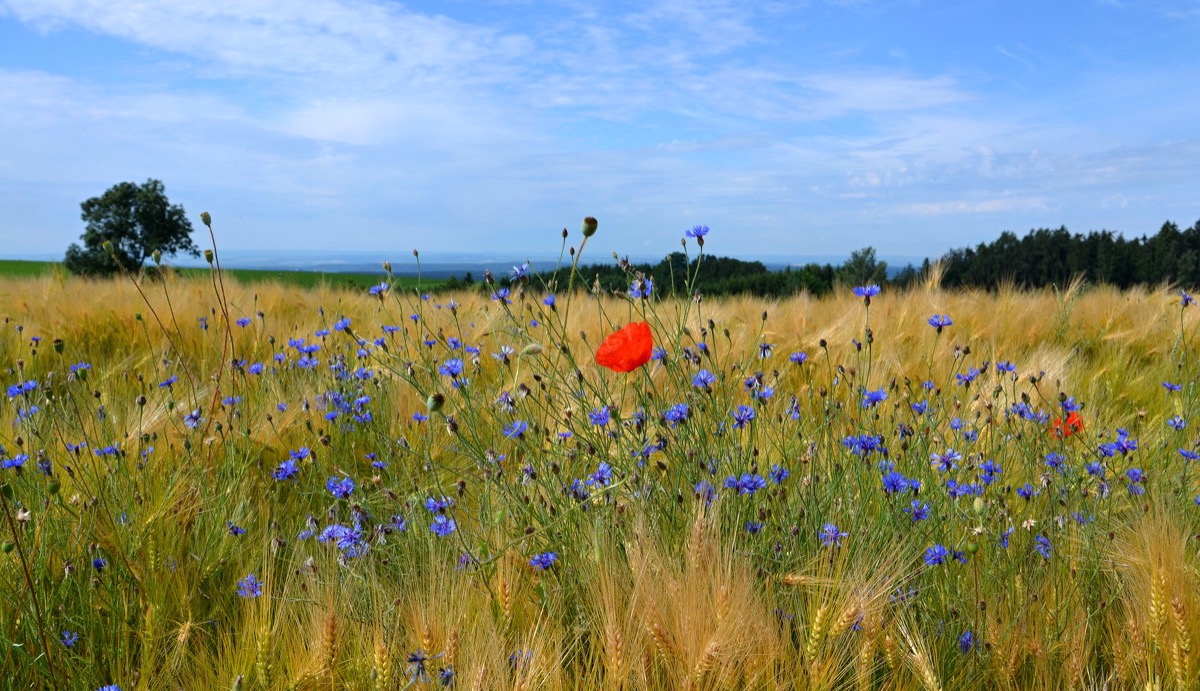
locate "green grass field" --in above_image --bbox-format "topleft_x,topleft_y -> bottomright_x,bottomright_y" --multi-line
1,239 -> 1199,690
0,259 -> 442,291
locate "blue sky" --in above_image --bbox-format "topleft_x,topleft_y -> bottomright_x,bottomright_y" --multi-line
2,0 -> 1198,263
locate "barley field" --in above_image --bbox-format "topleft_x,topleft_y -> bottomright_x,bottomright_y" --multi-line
1,231 -> 1198,690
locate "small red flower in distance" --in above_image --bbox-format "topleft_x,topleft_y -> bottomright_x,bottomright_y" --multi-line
595,322 -> 653,373
1051,411 -> 1084,439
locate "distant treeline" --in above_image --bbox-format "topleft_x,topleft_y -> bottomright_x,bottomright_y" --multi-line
936,220 -> 1200,289
439,219 -> 1200,297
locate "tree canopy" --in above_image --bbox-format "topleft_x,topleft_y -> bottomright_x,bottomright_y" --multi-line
64,179 -> 199,276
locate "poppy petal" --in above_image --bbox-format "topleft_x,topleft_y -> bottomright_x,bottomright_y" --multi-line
595,322 -> 653,373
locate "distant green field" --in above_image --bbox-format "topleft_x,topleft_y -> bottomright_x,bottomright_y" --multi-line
0,259 -> 61,277
0,259 -> 443,290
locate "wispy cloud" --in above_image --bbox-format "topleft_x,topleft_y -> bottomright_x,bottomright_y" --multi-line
1,0 -> 1197,258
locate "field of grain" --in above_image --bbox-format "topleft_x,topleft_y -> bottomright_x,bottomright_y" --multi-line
1,245 -> 1198,690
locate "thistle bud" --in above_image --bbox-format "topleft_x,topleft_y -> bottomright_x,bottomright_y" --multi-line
581,216 -> 598,237
53,338 -> 64,354
204,249 -> 214,264
199,211 -> 212,227
427,393 -> 444,413
562,227 -> 569,239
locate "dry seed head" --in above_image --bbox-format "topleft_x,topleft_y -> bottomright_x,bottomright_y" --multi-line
690,638 -> 722,683
322,611 -> 339,677
373,642 -> 390,691
806,605 -> 828,662
604,623 -> 624,682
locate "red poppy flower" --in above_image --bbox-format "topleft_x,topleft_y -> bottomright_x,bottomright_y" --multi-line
1051,411 -> 1084,438
595,322 -> 653,373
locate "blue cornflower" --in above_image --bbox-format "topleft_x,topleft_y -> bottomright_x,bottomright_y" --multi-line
911,400 -> 929,415
769,464 -> 790,484
1169,416 -> 1187,430
1099,429 -> 1138,457
247,363 -> 264,375
568,478 -> 591,502
1044,452 -> 1066,472
369,281 -> 389,296
438,358 -> 464,378
183,409 -> 203,429
326,475 -> 355,499
1016,483 -> 1038,499
694,480 -> 716,504
542,294 -> 556,307
881,471 -> 910,494
1061,396 -> 1081,412
924,544 -> 950,566
928,314 -> 953,331
1,453 -> 27,470
236,317 -> 251,327
862,389 -> 887,408
588,406 -> 611,426
1181,449 -> 1200,461
979,459 -> 1002,484
425,496 -> 455,513
731,405 -> 756,429
227,521 -> 246,536
237,574 -> 263,598
629,277 -> 653,299
1163,381 -> 1182,392
93,557 -> 107,571
998,528 -> 1014,549
502,420 -> 528,439
430,515 -> 457,537
529,552 -> 557,570
158,375 -> 178,388
273,460 -> 299,483
491,287 -> 511,303
1126,467 -> 1146,494
996,360 -> 1016,373
588,462 -> 613,487
744,521 -> 765,535
931,449 -> 961,472
651,346 -> 667,361
956,368 -> 980,385
853,284 -> 881,300
663,403 -> 690,427
724,473 -> 767,495
1034,534 -> 1052,559
959,630 -> 976,653
758,342 -> 774,358
96,686 -> 122,691
844,434 -> 886,456
789,351 -> 807,364
60,630 -> 79,648
693,369 -> 717,389
685,225 -> 710,239
819,523 -> 848,547
904,500 -> 930,521
1182,290 -> 1195,307
511,262 -> 530,281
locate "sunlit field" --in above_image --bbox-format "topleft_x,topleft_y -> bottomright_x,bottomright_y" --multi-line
2,225 -> 1199,690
